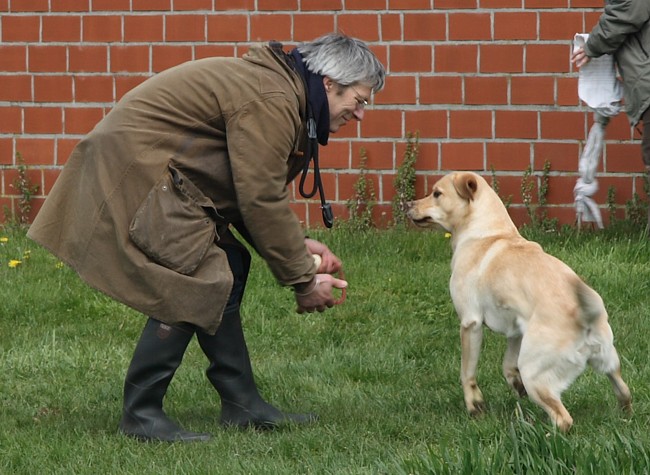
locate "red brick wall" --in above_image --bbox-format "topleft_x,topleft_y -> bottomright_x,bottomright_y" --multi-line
0,1 -> 645,228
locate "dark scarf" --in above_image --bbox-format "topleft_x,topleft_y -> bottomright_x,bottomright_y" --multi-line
289,48 -> 330,146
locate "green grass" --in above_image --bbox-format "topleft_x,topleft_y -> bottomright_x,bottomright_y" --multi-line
1,224 -> 649,474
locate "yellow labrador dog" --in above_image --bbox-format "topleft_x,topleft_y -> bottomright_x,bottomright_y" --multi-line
407,171 -> 631,431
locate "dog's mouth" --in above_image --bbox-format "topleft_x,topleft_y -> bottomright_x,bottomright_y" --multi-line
410,217 -> 435,226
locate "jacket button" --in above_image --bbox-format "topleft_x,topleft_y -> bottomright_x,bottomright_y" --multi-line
162,185 -> 168,191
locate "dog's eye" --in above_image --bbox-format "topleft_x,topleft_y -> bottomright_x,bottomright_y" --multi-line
433,190 -> 442,198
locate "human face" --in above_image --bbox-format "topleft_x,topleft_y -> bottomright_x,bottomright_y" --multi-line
324,78 -> 372,133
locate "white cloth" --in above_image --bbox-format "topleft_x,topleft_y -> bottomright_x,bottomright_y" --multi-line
573,33 -> 623,117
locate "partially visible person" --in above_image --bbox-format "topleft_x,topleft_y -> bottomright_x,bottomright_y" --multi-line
571,0 -> 650,226
28,33 -> 385,442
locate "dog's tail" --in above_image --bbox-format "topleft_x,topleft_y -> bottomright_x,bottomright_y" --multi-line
575,279 -> 605,325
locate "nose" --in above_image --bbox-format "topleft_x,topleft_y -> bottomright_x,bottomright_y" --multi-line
353,107 -> 365,121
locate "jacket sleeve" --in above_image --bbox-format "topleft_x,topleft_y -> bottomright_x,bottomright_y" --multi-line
225,94 -> 316,286
585,0 -> 650,57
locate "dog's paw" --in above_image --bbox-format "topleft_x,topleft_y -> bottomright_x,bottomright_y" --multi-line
468,401 -> 486,416
512,379 -> 527,398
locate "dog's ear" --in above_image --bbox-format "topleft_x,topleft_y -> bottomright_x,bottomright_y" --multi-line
453,173 -> 478,201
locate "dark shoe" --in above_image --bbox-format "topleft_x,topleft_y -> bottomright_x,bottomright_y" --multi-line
197,310 -> 317,430
119,318 -> 212,442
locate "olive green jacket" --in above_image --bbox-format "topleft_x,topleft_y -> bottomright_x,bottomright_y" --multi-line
585,0 -> 650,125
28,44 -> 318,334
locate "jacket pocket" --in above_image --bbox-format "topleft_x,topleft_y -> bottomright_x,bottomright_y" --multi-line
129,164 -> 220,275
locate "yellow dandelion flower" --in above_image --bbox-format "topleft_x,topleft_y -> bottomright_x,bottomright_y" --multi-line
8,259 -> 22,268
445,233 -> 452,239
55,261 -> 64,269
0,237 -> 8,244
22,250 -> 32,260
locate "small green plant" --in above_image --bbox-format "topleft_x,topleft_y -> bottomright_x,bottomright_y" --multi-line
343,147 -> 375,231
606,185 -> 617,225
520,160 -> 557,231
7,152 -> 39,226
391,132 -> 419,227
489,166 -> 512,209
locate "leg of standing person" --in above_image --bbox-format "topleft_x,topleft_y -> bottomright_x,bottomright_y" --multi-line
196,243 -> 316,429
642,107 -> 650,230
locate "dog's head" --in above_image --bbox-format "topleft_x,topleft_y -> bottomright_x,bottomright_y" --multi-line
406,172 -> 479,233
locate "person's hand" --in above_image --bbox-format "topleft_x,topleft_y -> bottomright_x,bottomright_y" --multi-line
571,47 -> 591,68
304,238 -> 342,274
295,273 -> 348,314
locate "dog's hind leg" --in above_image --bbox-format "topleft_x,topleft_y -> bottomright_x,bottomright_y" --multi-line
461,320 -> 485,415
503,335 -> 526,397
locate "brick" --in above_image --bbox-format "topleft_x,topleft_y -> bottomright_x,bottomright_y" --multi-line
51,0 -> 89,12
441,142 -> 484,170
214,0 -> 255,9
250,14 -> 292,42
601,114 -> 633,140
110,45 -> 150,72
9,0 -> 48,11
526,44 -> 571,73
28,46 -> 67,73
15,137 -> 56,165
34,76 -> 74,102
258,0 -> 298,10
465,77 -> 508,105
64,107 -> 105,135
293,14 -> 335,42
125,15 -> 164,42
375,76 -> 416,105
435,44 -> 478,73
174,0 -> 214,9
534,142 -> 580,171
511,76 -> 555,105
540,111 -> 585,140
83,15 -> 122,42
115,76 -> 146,100
449,13 -> 492,41
0,107 -> 22,134
0,139 -> 13,165
604,144 -> 643,172
321,140 -> 350,169
300,0 -> 342,10
337,14 -> 380,41
544,175 -> 577,205
42,15 -> 82,42
486,143 -> 532,171
0,76 -> 32,101
133,0 -> 171,10
74,76 -> 114,102
195,45 -> 237,59
151,46 -> 193,73
0,45 -> 27,71
557,77 -> 579,106
69,46 -> 109,72
480,44 -> 524,73
403,13 -> 446,41
359,110 -> 402,138
346,0 -> 385,9
409,142 -> 438,172
390,45 -> 432,73
166,14 -> 206,42
450,110 -> 492,139
420,76 -> 462,105
56,138 -> 81,165
42,168 -> 62,195
495,110 -> 538,139
89,0 -> 130,9
405,110 -> 448,139
494,12 -> 537,41
390,0 -> 433,9
434,0 -> 477,8
381,14 -> 402,41
481,0 -> 521,6
24,108 -> 63,134
351,141 -> 394,170
540,12 -> 584,40
527,0 -> 568,8
207,15 -> 249,42
1,15 -> 40,42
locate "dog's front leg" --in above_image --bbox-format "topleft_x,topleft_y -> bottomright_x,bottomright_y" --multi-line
460,320 -> 485,415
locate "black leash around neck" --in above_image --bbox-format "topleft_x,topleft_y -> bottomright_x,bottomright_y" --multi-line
298,114 -> 334,228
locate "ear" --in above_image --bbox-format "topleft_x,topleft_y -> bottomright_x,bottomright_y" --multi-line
453,173 -> 478,201
323,76 -> 334,92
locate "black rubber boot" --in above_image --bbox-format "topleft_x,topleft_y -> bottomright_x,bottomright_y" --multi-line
119,318 -> 212,442
196,310 -> 317,430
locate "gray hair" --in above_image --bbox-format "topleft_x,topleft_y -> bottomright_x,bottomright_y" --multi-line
297,33 -> 386,93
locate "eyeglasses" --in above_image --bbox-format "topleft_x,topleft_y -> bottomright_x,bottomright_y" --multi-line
349,84 -> 369,110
